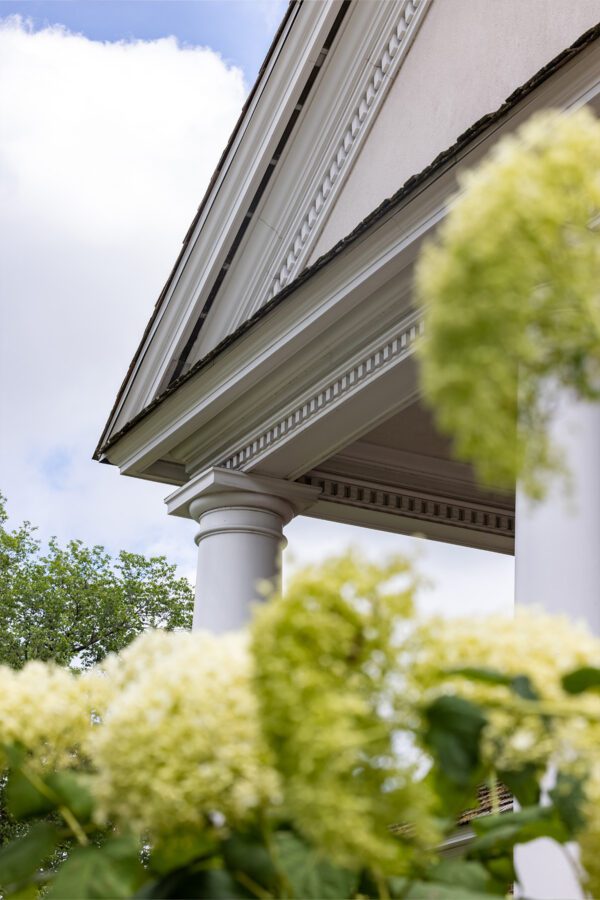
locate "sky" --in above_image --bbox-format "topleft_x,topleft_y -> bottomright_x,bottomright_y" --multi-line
0,1 -> 514,617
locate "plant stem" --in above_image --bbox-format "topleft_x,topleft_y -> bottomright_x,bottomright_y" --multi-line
20,766 -> 89,846
58,804 -> 89,846
374,870 -> 390,900
235,870 -> 273,900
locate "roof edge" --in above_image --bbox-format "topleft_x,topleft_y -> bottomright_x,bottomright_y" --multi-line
95,18 -> 600,462
95,0 -> 299,455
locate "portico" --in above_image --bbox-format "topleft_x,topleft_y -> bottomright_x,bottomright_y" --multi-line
96,0 -> 600,636
95,5 -> 600,896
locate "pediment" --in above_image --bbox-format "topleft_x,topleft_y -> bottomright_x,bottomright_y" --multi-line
191,0 -> 432,359
97,0 -> 432,447
97,0 -> 600,459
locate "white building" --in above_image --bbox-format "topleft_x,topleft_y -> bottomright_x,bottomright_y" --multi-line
96,0 -> 600,633
95,4 -> 600,893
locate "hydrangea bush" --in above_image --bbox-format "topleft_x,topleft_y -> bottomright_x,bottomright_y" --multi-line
1,554 -> 599,899
416,108 -> 600,498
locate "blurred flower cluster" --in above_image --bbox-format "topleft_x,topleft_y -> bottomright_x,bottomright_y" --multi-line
1,554 -> 599,898
416,108 -> 600,498
91,630 -> 280,839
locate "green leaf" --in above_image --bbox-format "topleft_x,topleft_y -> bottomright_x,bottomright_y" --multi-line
469,806 -> 569,859
0,822 -> 60,889
46,838 -> 145,899
472,805 -> 547,835
222,833 -> 278,892
405,882 -> 493,899
5,769 -> 55,820
423,695 -> 486,787
498,766 -> 540,807
1,744 -> 26,769
448,667 -> 539,699
5,885 -> 39,900
388,876 -> 409,897
549,771 -> 587,835
274,832 -> 357,900
426,859 -> 503,894
134,868 -> 252,900
510,675 -> 538,701
45,771 -> 94,822
561,666 -> 600,694
447,667 -> 513,686
468,823 -> 521,857
150,829 -> 217,876
483,854 -> 516,886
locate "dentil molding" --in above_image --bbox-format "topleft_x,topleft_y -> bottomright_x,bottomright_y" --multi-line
300,472 -> 515,540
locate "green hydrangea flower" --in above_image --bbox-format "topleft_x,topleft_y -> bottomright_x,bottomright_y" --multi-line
416,108 -> 600,498
251,553 -> 439,875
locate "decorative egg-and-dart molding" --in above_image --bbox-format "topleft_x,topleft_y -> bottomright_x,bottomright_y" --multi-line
220,312 -> 424,471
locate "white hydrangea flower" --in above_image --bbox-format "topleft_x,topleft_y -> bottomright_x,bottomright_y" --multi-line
410,607 -> 600,771
0,661 -> 96,769
89,629 -> 280,839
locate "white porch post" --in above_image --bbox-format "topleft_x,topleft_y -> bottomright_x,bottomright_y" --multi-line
166,468 -> 320,632
515,393 -> 600,632
514,393 -> 600,900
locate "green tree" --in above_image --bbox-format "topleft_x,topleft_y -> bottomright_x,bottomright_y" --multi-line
0,493 -> 194,849
0,493 -> 194,669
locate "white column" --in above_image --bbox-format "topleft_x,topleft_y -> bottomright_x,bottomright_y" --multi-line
515,392 -> 600,632
166,467 -> 320,632
514,392 -> 600,900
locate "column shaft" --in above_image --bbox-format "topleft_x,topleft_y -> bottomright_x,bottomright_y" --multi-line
515,393 -> 600,632
514,392 -> 600,900
166,468 -> 320,633
190,495 -> 292,633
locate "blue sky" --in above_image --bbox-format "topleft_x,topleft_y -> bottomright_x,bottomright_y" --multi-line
0,0 -> 285,81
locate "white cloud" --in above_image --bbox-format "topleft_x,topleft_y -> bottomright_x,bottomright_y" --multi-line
0,17 -> 245,567
0,15 -> 514,616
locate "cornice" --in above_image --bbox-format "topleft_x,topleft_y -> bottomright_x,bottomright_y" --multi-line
219,310 -> 424,471
299,472 -> 515,541
324,441 -> 514,510
258,0 -> 431,312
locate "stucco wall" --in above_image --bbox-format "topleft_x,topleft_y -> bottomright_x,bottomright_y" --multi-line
309,0 -> 600,263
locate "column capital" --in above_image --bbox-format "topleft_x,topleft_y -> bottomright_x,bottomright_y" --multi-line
165,466 -> 321,520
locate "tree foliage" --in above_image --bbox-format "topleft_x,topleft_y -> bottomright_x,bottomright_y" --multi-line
0,494 -> 193,669
416,108 -> 600,498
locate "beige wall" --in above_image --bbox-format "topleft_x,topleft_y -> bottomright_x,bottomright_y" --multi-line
309,0 -> 600,262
